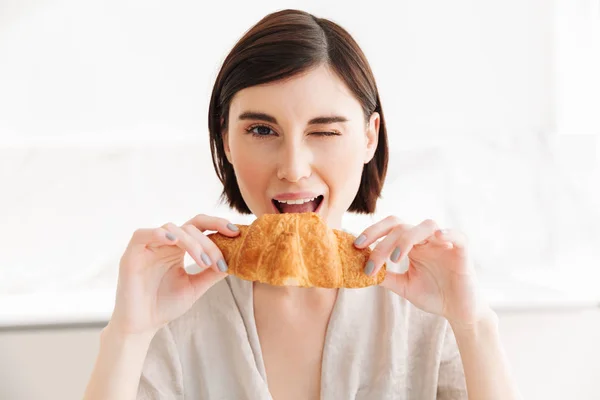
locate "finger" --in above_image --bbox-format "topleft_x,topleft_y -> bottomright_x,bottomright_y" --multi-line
187,266 -> 228,300
364,224 -> 410,276
183,214 -> 241,236
181,224 -> 229,273
129,227 -> 179,249
379,270 -> 409,298
353,215 -> 408,249
160,223 -> 217,273
434,228 -> 468,251
365,219 -> 440,277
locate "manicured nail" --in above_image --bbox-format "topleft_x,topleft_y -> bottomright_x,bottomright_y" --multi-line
391,247 -> 402,263
217,259 -> 228,272
354,234 -> 367,246
201,252 -> 212,266
227,223 -> 239,232
364,260 -> 375,275
165,232 -> 176,241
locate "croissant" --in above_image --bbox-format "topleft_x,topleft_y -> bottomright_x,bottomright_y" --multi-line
206,212 -> 386,288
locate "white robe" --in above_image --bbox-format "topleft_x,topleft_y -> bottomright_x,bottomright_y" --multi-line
137,274 -> 468,399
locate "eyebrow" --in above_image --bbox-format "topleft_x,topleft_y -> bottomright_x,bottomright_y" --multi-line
238,111 -> 349,125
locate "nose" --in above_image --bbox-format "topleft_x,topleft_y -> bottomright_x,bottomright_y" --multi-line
276,139 -> 312,183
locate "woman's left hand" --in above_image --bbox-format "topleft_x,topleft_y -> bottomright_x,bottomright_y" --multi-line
354,216 -> 491,328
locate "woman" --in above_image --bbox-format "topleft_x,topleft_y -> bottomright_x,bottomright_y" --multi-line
84,9 -> 521,400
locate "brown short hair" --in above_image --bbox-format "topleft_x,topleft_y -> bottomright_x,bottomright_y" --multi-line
208,9 -> 388,214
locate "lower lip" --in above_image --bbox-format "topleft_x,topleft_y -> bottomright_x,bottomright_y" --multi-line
271,196 -> 325,214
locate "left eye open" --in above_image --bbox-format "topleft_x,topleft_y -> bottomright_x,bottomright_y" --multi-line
247,125 -> 274,137
245,124 -> 340,138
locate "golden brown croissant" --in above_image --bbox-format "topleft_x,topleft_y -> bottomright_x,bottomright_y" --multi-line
206,212 -> 386,288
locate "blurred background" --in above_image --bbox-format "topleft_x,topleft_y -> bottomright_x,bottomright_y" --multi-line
0,0 -> 599,398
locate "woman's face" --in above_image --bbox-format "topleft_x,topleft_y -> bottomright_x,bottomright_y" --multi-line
223,64 -> 379,228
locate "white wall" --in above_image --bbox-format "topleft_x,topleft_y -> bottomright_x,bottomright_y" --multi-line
2,0 -> 597,294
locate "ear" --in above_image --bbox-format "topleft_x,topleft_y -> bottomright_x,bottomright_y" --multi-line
221,117 -> 233,164
364,112 -> 380,164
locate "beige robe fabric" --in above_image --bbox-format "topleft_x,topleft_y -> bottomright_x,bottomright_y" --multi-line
137,274 -> 468,399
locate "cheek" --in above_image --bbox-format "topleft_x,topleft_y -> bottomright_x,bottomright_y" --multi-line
316,140 -> 365,190
230,142 -> 271,192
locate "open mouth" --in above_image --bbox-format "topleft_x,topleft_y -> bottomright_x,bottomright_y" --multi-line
272,195 -> 324,214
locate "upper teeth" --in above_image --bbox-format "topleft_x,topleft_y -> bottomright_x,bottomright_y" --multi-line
276,197 -> 318,205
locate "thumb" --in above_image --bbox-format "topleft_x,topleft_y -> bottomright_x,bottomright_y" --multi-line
187,268 -> 228,300
380,271 -> 409,298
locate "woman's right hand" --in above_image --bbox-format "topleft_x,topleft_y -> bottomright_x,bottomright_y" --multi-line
107,214 -> 240,337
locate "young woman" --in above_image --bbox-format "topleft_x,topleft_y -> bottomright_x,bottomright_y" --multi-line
84,9 -> 521,400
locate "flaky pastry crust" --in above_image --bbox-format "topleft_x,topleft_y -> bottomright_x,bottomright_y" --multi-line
207,212 -> 386,288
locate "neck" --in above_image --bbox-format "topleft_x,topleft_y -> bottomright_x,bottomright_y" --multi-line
253,281 -> 338,303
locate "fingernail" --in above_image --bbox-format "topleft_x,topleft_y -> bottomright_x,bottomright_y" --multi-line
354,234 -> 367,246
201,252 -> 212,266
165,232 -> 176,241
364,260 -> 375,275
227,223 -> 239,232
391,247 -> 402,263
217,259 -> 228,272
